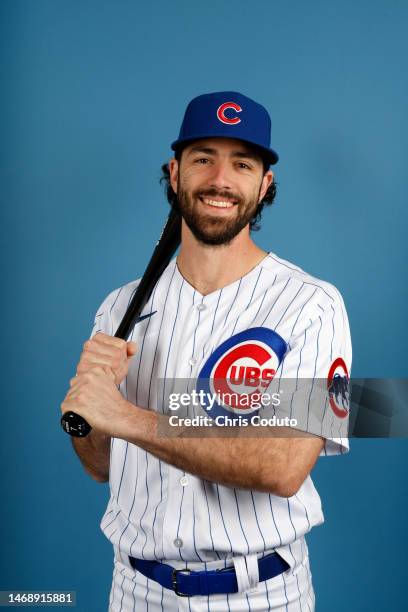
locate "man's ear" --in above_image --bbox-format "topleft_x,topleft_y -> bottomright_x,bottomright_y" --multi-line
258,170 -> 274,202
168,158 -> 179,194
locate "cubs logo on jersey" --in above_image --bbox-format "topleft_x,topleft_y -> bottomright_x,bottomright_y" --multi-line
216,101 -> 242,125
196,327 -> 287,420
327,357 -> 350,418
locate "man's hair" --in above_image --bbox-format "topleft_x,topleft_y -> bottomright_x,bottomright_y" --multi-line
160,146 -> 277,231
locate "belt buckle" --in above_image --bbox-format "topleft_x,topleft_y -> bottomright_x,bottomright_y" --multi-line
172,568 -> 192,597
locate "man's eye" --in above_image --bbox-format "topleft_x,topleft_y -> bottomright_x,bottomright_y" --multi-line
195,158 -> 209,164
238,162 -> 251,169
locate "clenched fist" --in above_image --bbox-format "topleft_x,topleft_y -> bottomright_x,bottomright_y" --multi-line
77,333 -> 137,385
61,367 -> 134,437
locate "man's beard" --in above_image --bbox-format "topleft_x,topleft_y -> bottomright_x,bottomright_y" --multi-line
176,186 -> 261,246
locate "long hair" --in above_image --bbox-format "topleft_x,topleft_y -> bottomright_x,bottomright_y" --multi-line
160,149 -> 277,231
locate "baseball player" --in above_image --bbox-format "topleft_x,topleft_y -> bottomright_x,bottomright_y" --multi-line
61,91 -> 352,611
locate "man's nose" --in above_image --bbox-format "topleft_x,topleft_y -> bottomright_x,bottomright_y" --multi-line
207,161 -> 232,190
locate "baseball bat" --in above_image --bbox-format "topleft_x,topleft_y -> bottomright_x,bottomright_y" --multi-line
60,207 -> 182,437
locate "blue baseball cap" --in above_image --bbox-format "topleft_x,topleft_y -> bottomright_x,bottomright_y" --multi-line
171,91 -> 279,165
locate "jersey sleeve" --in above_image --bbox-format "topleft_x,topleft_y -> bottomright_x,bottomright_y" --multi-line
88,279 -> 143,339
89,288 -> 123,339
271,286 -> 352,457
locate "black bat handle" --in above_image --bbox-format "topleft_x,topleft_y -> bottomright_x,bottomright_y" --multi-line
61,208 -> 181,438
61,410 -> 92,437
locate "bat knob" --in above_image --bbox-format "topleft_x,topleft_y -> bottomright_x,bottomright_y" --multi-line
61,411 -> 92,437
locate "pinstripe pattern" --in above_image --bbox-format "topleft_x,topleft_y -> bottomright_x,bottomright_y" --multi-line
108,538 -> 315,611
108,537 -> 315,611
92,252 -> 351,611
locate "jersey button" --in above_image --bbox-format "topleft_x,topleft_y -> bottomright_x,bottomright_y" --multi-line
188,357 -> 197,366
196,303 -> 206,312
180,476 -> 189,487
174,538 -> 183,548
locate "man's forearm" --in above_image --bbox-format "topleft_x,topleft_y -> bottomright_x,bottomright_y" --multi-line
71,431 -> 111,482
120,404 -> 321,496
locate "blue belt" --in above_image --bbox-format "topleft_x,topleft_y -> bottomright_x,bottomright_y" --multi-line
129,552 -> 290,597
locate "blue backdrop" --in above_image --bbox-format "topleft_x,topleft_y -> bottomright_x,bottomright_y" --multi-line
1,1 -> 407,610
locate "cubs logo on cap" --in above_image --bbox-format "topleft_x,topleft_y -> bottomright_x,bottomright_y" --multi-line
171,91 -> 279,165
217,102 -> 242,125
196,327 -> 287,420
327,357 -> 350,418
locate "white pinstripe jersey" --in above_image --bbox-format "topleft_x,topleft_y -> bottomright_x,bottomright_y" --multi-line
91,251 -> 352,567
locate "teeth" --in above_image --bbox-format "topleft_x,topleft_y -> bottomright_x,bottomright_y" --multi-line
203,198 -> 234,208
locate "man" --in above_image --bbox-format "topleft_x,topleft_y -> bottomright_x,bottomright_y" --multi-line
61,91 -> 352,611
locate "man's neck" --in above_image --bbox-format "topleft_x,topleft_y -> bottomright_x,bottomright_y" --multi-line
176,221 -> 268,296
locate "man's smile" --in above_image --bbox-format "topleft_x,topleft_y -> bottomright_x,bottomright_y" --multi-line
198,195 -> 238,210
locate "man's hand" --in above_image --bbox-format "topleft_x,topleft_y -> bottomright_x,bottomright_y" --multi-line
77,333 -> 137,384
61,367 -> 134,437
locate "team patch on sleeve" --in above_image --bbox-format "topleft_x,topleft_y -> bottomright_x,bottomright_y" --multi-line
196,328 -> 287,420
327,357 -> 350,418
